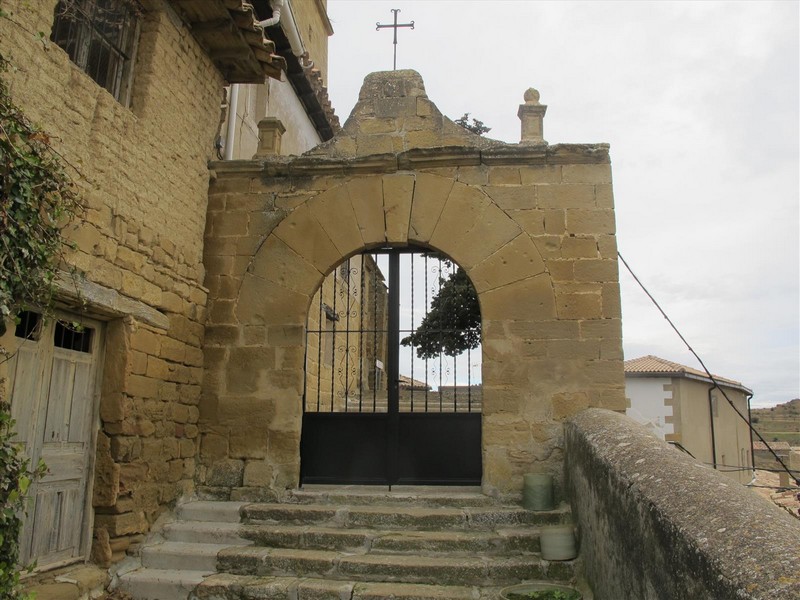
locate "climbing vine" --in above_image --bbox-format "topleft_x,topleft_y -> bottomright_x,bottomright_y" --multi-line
0,402 -> 45,600
0,11 -> 81,597
0,47 -> 81,335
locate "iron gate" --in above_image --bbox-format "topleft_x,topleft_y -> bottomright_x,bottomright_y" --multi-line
300,247 -> 482,485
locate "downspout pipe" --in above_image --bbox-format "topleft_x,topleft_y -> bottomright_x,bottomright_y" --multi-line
746,392 -> 755,476
256,0 -> 312,68
708,385 -> 718,470
223,84 -> 240,160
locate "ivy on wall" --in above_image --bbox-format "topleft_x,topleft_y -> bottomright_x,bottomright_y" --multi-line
0,48 -> 81,332
0,10 -> 82,595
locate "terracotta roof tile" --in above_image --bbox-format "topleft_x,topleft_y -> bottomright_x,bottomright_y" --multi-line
753,441 -> 791,451
624,355 -> 750,392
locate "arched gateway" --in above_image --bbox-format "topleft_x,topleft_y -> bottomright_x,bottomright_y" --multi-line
200,70 -> 625,499
302,248 -> 483,486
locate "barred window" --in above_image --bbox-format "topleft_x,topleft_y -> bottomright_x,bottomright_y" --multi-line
51,0 -> 140,104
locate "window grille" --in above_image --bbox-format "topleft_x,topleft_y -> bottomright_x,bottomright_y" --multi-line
51,0 -> 140,104
14,311 -> 41,341
54,320 -> 93,353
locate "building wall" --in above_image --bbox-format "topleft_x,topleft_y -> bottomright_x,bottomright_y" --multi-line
304,254 -> 388,412
224,77 -> 323,160
290,0 -> 330,84
221,0 -> 331,160
625,377 -> 674,439
676,378 -> 752,484
200,70 -> 626,500
0,0 -> 225,564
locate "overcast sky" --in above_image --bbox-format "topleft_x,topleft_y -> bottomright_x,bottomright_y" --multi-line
324,0 -> 799,408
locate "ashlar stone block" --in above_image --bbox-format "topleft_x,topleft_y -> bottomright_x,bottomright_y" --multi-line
308,184 -> 365,258
561,163 -> 612,184
537,184 -> 595,209
428,182 -> 490,260
408,173 -> 453,244
556,291 -> 602,320
272,204 -> 341,275
468,233 -> 546,293
482,185 -> 536,210
236,274 -> 308,326
248,235 -> 322,295
452,203 -> 522,269
225,347 -> 276,394
480,273 -> 556,321
566,209 -> 616,235
382,174 -> 415,244
346,177 -> 385,246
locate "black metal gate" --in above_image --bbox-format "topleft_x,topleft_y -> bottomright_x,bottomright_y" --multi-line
300,247 -> 482,486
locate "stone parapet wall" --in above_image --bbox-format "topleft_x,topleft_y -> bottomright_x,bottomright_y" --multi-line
0,0 -> 224,563
565,408 -> 800,600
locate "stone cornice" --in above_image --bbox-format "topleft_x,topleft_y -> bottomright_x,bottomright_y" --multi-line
209,143 -> 611,179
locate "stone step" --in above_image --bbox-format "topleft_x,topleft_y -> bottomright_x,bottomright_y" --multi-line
290,487 -> 497,507
241,523 -> 541,554
141,541 -> 232,572
242,502 -> 570,530
177,501 -> 248,523
217,546 -> 575,586
118,568 -> 210,600
191,573 -> 496,600
163,521 -> 248,545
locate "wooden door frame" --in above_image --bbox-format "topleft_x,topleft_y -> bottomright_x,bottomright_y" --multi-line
8,310 -> 106,570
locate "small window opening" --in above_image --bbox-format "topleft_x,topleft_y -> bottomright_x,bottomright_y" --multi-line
15,311 -> 42,340
54,320 -> 93,353
51,0 -> 141,104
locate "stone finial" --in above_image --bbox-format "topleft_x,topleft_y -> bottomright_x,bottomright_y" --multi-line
254,117 -> 286,158
523,88 -> 541,105
518,88 -> 547,144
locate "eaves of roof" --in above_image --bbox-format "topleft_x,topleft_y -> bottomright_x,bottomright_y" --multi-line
168,0 -> 339,139
169,0 -> 286,83
624,355 -> 753,395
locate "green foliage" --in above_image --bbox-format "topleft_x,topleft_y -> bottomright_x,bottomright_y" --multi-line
0,50 -> 81,327
401,265 -> 480,359
0,29 -> 77,597
0,401 -> 45,599
455,112 -> 491,136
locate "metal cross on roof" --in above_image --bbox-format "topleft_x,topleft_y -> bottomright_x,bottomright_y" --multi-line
376,9 -> 415,71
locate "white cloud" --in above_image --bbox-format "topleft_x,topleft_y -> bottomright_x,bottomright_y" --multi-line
327,0 -> 799,406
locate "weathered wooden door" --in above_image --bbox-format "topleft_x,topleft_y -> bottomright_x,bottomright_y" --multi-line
8,311 -> 104,568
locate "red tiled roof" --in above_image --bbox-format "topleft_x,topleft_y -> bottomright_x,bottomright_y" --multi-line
753,441 -> 791,451
624,355 -> 751,393
171,0 -> 286,82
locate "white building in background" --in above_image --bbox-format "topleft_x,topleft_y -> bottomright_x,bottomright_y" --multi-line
221,0 -> 339,159
625,355 -> 754,484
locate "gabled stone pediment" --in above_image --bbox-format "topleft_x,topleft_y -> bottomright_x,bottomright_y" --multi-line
305,70 -> 504,159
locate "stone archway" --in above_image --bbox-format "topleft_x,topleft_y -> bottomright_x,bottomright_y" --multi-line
199,70 -> 625,500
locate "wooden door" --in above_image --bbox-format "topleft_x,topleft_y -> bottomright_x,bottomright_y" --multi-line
7,311 -> 104,568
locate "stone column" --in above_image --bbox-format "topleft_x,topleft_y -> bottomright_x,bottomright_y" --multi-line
253,117 -> 286,157
518,88 -> 547,144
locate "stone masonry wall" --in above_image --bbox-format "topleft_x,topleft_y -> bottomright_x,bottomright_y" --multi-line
0,0 -> 223,563
565,408 -> 800,600
200,71 -> 626,500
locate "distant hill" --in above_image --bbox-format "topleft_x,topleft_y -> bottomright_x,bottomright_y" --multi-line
752,399 -> 800,446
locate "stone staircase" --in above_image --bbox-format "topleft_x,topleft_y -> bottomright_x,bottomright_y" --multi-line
118,488 -> 578,599
117,501 -> 253,599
